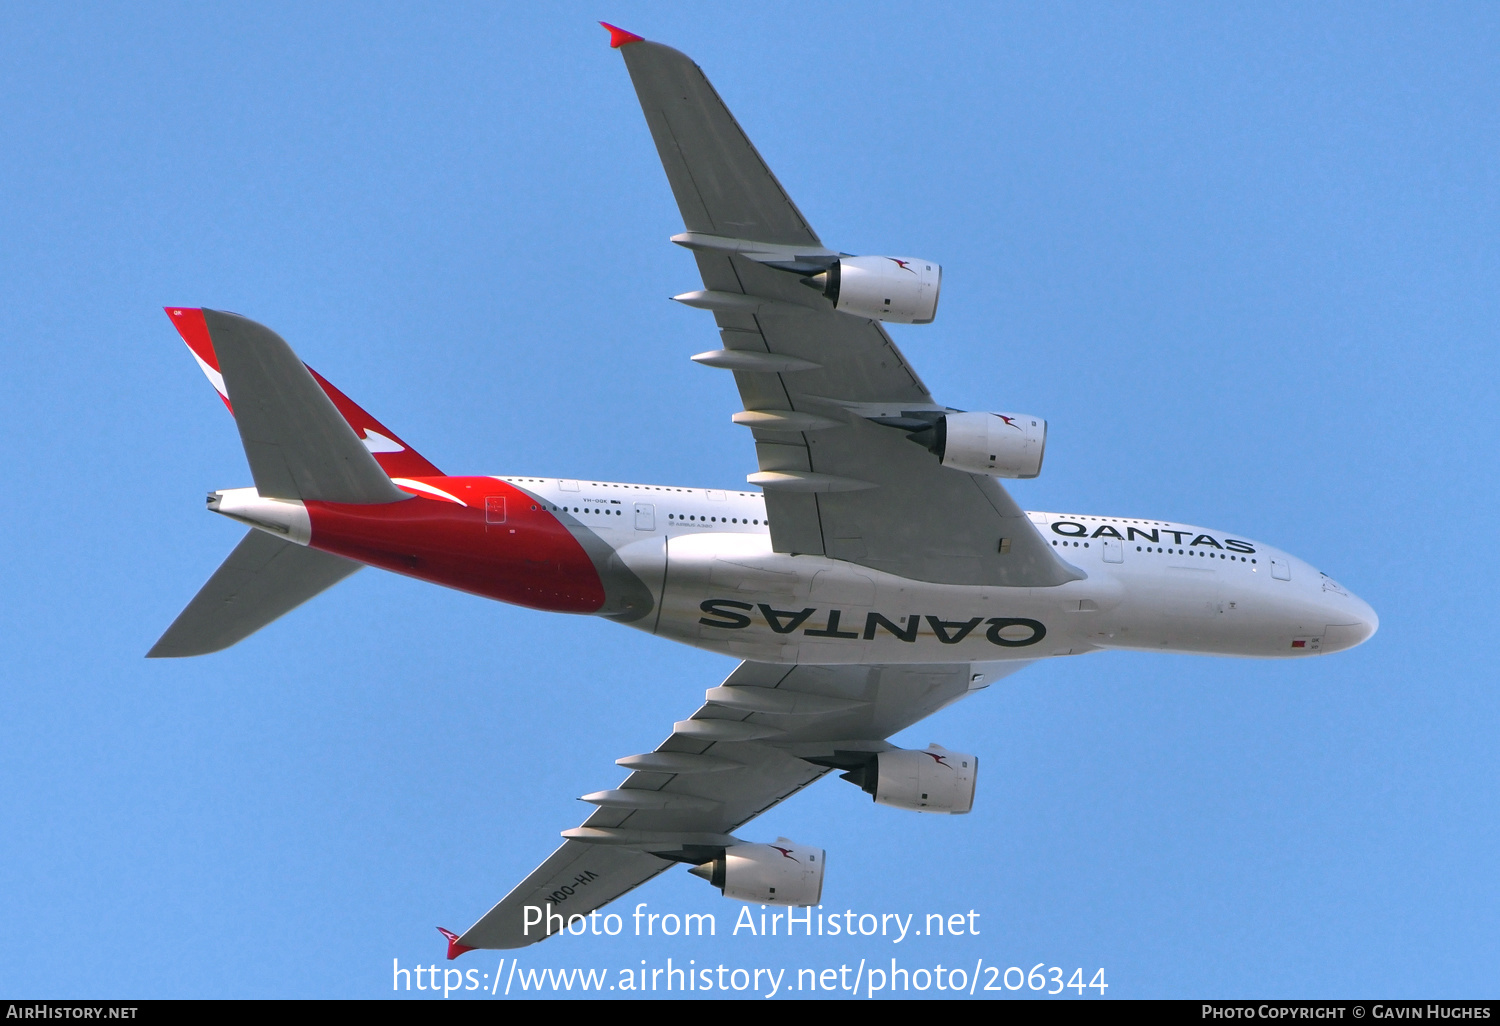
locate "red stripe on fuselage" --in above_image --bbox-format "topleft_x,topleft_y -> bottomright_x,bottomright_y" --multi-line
304,477 -> 605,613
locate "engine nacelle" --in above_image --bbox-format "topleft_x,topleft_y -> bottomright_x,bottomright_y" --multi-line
871,745 -> 977,814
923,411 -> 1046,478
806,255 -> 942,324
688,838 -> 825,906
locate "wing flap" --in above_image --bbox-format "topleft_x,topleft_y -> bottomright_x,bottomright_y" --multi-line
685,254 -> 1080,585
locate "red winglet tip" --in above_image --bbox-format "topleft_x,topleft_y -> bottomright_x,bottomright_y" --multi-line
438,927 -> 475,960
600,22 -> 644,48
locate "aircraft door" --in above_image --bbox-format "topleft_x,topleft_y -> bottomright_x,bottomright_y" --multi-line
634,502 -> 656,531
1102,539 -> 1124,563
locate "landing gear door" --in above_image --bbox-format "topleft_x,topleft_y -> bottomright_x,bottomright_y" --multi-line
634,503 -> 656,531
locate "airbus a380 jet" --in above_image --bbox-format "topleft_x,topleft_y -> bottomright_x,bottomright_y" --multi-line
151,25 -> 1377,955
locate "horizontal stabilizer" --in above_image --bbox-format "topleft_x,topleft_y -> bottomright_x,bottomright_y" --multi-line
203,309 -> 409,504
148,530 -> 361,658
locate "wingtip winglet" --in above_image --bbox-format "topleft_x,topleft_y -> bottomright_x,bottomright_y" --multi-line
600,22 -> 644,48
438,927 -> 475,960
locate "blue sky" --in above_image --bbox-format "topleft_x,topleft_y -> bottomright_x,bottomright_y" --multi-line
1,2 -> 1497,999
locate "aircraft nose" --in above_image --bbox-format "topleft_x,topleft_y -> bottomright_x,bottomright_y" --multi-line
1320,592 -> 1378,653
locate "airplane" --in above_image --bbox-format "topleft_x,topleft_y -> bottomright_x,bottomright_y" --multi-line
149,24 -> 1378,956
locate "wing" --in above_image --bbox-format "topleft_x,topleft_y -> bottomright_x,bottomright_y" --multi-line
455,658 -> 1032,950
617,37 -> 1081,589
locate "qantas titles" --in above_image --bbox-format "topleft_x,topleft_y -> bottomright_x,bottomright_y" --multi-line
1049,521 -> 1256,552
699,601 -> 1047,648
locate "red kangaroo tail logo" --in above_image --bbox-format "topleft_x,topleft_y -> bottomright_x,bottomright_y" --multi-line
921,751 -> 953,769
770,846 -> 800,862
995,414 -> 1021,430
887,258 -> 916,274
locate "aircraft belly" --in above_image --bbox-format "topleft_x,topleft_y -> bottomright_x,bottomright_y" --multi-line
636,526 -> 1348,662
649,532 -> 1099,665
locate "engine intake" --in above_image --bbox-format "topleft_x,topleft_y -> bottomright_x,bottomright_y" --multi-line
910,411 -> 1046,478
688,838 -> 825,906
840,745 -> 977,814
805,255 -> 941,324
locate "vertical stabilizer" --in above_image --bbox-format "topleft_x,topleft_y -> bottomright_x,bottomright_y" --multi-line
165,307 -> 443,479
199,309 -> 410,504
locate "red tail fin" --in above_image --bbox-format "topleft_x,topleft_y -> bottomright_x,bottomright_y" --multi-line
165,307 -> 444,479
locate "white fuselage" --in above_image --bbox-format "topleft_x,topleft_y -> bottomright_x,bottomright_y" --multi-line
500,477 -> 1379,666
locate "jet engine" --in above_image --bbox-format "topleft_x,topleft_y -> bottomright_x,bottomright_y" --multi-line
804,255 -> 942,324
688,838 -> 825,906
838,744 -> 978,813
910,411 -> 1047,478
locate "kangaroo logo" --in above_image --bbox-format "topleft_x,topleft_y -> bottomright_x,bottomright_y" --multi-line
921,751 -> 953,770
